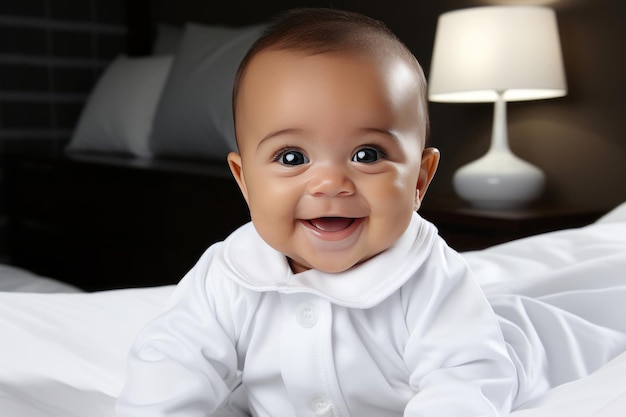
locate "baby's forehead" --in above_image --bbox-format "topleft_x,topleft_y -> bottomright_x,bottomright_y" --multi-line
242,49 -> 422,110
245,47 -> 423,93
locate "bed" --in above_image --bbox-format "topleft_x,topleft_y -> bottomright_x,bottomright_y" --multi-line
1,201 -> 625,417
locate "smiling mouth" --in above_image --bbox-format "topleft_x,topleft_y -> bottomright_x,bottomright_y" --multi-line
307,217 -> 357,232
301,217 -> 365,243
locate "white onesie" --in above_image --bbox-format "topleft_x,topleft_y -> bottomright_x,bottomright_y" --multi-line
117,213 -> 517,417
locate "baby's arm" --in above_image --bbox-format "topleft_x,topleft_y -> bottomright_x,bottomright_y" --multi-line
116,249 -> 242,417
402,256 -> 517,417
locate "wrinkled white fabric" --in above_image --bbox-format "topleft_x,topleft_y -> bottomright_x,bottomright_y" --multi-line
117,213 -> 517,417
463,219 -> 626,410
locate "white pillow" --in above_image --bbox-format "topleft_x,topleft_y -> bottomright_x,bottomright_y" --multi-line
149,23 -> 266,160
66,54 -> 172,158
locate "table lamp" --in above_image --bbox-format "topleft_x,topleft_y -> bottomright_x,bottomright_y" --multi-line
428,6 -> 567,209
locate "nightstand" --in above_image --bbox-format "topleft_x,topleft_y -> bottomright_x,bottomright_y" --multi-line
420,197 -> 607,251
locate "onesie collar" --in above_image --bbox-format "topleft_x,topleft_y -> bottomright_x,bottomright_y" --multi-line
218,212 -> 439,308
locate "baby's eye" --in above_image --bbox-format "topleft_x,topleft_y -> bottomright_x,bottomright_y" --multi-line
276,149 -> 309,166
352,147 -> 384,163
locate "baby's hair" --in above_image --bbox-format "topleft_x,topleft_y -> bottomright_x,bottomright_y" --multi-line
232,7 -> 429,140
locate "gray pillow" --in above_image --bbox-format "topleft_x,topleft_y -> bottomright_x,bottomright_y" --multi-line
150,23 -> 266,160
152,24 -> 183,55
66,54 -> 172,158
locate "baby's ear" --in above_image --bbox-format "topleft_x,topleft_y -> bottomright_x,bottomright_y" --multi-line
414,147 -> 440,211
227,152 -> 250,205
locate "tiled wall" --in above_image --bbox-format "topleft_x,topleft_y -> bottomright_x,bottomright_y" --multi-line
0,0 -> 127,154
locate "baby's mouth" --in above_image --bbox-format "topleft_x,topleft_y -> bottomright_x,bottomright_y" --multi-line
307,217 -> 356,232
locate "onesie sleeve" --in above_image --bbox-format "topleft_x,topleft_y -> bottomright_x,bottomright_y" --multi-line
402,244 -> 517,417
116,246 -> 245,417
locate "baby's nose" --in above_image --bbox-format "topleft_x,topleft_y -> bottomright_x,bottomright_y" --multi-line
307,164 -> 356,197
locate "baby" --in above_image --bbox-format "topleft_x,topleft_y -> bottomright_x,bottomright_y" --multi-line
117,8 -> 517,417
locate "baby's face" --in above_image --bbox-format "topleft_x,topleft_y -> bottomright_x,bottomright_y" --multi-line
229,49 -> 438,274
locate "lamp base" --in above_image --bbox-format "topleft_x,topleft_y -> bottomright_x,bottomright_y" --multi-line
453,150 -> 545,209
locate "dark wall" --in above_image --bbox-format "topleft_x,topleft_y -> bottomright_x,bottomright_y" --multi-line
2,0 -> 625,211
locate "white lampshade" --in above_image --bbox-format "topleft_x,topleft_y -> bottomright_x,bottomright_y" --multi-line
428,6 -> 567,209
429,6 -> 567,103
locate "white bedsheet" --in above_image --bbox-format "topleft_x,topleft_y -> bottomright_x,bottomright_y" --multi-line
0,286 -> 172,417
0,202 -> 625,417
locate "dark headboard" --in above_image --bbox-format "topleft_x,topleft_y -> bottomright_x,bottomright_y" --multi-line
5,153 -> 250,291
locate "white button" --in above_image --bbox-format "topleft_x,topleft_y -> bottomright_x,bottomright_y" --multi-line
296,302 -> 318,328
309,396 -> 332,416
